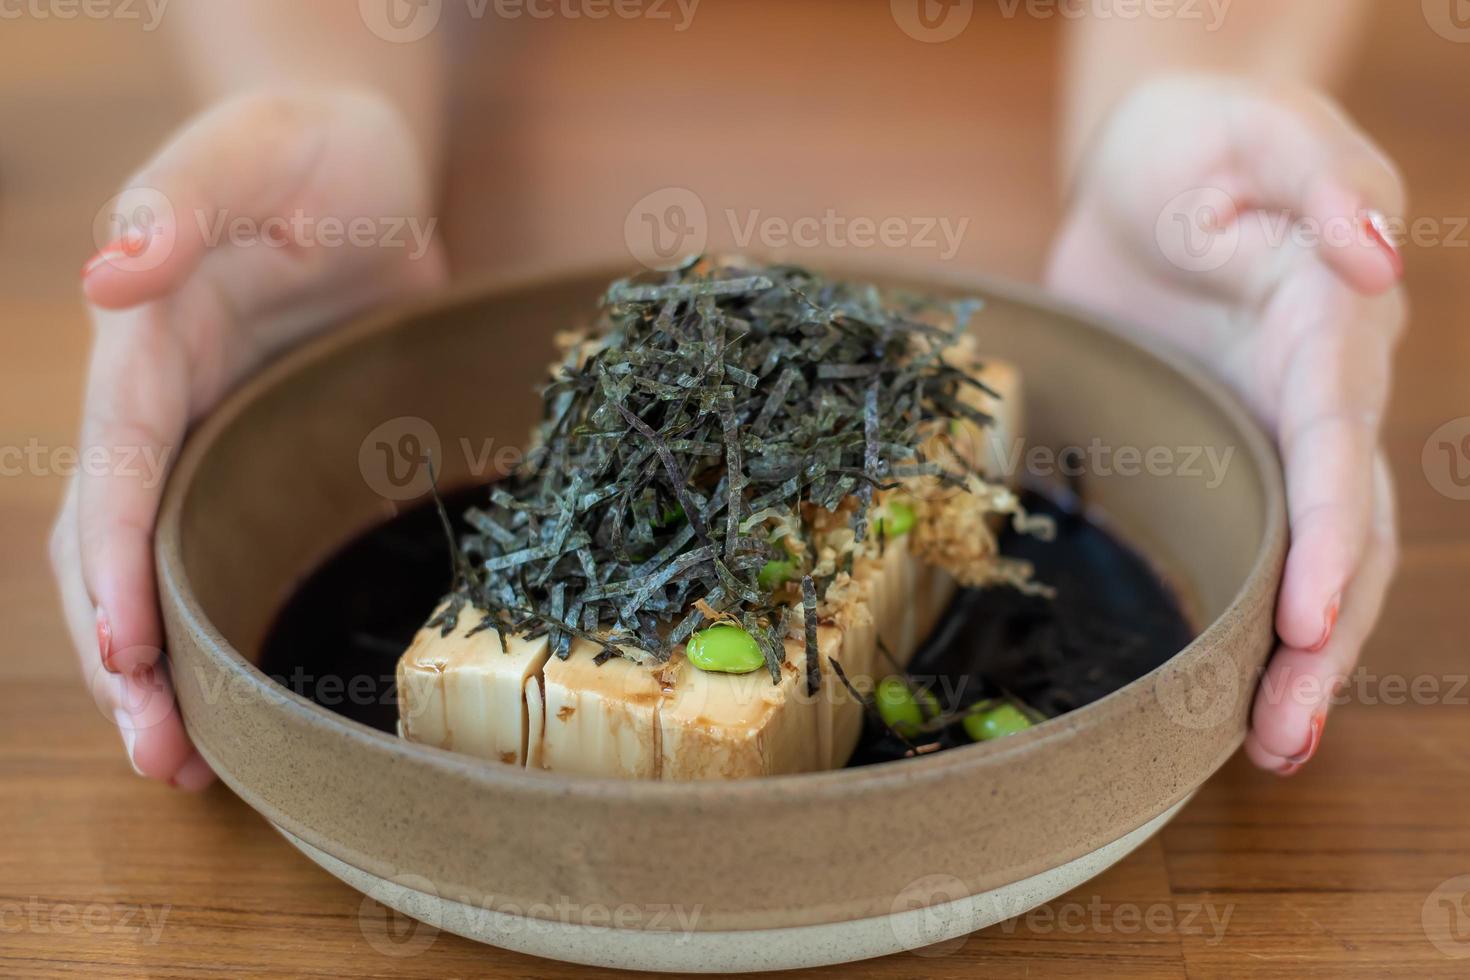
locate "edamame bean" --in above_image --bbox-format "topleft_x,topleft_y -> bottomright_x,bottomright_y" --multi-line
963,702 -> 1032,742
876,677 -> 939,736
653,503 -> 686,528
758,559 -> 799,591
874,499 -> 916,538
685,624 -> 765,674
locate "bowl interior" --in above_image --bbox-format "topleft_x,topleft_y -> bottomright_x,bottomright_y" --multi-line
160,267 -> 1283,932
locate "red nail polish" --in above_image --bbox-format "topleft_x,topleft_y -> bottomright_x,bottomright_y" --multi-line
1288,712 -> 1326,766
1309,595 -> 1340,652
1364,211 -> 1404,280
97,607 -> 115,672
1276,760 -> 1302,777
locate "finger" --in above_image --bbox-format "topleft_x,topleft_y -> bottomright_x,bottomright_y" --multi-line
1224,86 -> 1406,294
81,92 -> 335,310
1272,286 -> 1403,650
52,479 -> 199,784
77,303 -> 190,677
1246,453 -> 1397,773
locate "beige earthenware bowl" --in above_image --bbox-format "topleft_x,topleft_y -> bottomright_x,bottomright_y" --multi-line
156,266 -> 1285,972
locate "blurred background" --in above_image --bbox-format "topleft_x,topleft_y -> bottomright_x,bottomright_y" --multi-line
2,1 -> 1468,976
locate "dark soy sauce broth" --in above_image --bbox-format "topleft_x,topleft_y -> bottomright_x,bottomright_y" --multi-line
258,487 -> 1196,764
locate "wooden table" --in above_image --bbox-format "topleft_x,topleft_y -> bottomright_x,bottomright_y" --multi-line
3,4 -> 1468,977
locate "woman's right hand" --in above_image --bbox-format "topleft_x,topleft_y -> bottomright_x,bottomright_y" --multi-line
50,88 -> 447,789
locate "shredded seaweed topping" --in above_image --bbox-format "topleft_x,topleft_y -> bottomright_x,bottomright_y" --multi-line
437,258 -> 995,679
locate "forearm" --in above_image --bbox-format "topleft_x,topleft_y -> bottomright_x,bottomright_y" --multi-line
1062,0 -> 1373,180
166,1 -> 447,169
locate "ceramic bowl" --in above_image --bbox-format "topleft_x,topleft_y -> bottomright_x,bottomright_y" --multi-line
156,266 -> 1285,972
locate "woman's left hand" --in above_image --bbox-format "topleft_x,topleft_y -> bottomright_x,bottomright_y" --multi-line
1046,74 -> 1405,774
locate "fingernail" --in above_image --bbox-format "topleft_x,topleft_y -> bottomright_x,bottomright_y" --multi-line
1275,760 -> 1302,777
1288,712 -> 1326,766
113,708 -> 144,777
97,606 -> 115,672
1364,211 -> 1404,280
82,238 -> 131,279
1309,594 -> 1340,653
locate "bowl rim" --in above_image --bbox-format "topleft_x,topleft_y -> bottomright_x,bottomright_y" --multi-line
156,261 -> 1286,807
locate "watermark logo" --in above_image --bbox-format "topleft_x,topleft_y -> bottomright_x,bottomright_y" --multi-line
1423,0 -> 1470,42
893,0 -> 1230,41
0,0 -> 170,30
891,0 -> 973,42
1424,875 -> 1470,958
196,209 -> 438,260
726,208 -> 969,261
1,439 -> 172,486
359,416 -> 443,501
91,186 -> 175,274
1155,655 -> 1241,732
1155,190 -> 1465,276
358,872 -> 443,958
361,0 -> 698,40
0,897 -> 171,943
888,873 -> 972,957
1423,417 -> 1470,501
993,894 -> 1234,943
359,0 -> 443,42
625,187 -> 709,271
996,0 -> 1231,30
1154,186 -> 1239,273
624,189 -> 971,270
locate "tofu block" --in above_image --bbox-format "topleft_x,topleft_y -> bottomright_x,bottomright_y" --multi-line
657,628 -> 830,779
527,641 -> 667,778
396,606 -> 550,765
397,359 -> 1021,779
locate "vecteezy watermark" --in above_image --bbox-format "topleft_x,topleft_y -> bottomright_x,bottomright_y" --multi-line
1154,187 -> 1458,275
992,894 -> 1234,944
359,872 -> 444,958
1155,654 -> 1244,732
622,188 -> 971,271
1154,187 -> 1241,273
625,187 -> 709,271
725,209 -> 969,263
196,209 -> 438,261
994,0 -> 1231,28
888,873 -> 974,957
359,416 -> 444,501
1424,875 -> 1470,959
1155,660 -> 1470,736
358,0 -> 698,42
358,417 -> 538,501
987,438 -> 1236,489
890,0 -> 974,43
1,439 -> 172,486
891,0 -> 1229,43
88,187 -> 440,275
91,186 -> 176,274
1423,417 -> 1470,501
358,870 -> 703,959
0,898 -> 171,944
1422,0 -> 1470,43
0,0 -> 169,29
886,877 -> 1235,959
